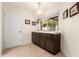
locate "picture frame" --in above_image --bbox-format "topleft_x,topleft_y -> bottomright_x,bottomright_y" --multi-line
69,2 -> 79,17
63,9 -> 68,19
37,19 -> 40,23
32,21 -> 36,26
25,19 -> 30,24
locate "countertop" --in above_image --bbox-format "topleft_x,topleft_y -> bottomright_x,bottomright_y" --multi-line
32,31 -> 60,34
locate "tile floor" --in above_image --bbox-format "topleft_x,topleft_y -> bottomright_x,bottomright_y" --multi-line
3,43 -> 65,57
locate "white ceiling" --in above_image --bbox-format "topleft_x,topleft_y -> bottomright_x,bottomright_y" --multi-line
4,2 -> 62,19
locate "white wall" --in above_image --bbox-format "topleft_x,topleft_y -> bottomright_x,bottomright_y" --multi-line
3,3 -> 38,49
59,2 -> 79,57
0,2 -> 3,56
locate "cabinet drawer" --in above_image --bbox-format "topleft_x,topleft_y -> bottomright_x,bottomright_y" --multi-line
46,34 -> 54,39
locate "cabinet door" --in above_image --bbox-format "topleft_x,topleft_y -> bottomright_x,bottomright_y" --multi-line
53,34 -> 60,52
40,33 -> 46,49
46,34 -> 54,52
36,33 -> 40,46
32,32 -> 36,44
32,32 -> 40,46
34,32 -> 40,45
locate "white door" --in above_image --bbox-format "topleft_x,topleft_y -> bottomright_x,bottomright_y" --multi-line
4,12 -> 22,49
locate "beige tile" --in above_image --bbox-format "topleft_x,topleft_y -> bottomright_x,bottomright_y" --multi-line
3,43 -> 65,57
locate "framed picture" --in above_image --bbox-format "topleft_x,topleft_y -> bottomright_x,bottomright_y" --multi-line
37,19 -> 40,23
25,19 -> 30,24
63,9 -> 68,19
69,2 -> 79,17
32,21 -> 36,26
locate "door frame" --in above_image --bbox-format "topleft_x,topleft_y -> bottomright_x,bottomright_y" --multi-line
0,2 -> 4,56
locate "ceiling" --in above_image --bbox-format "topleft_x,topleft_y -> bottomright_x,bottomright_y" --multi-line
4,2 -> 62,19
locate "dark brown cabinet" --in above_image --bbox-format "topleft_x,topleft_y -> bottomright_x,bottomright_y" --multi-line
32,32 -> 61,55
